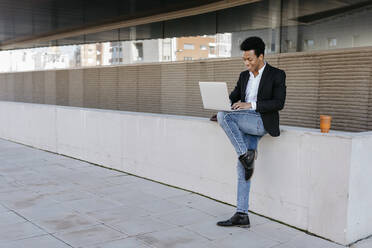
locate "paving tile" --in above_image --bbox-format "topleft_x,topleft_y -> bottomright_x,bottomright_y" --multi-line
137,227 -> 211,248
0,211 -> 27,228
137,182 -> 191,199
351,237 -> 372,248
24,208 -> 100,233
101,175 -> 138,186
206,229 -> 280,248
85,205 -> 151,224
0,221 -> 46,242
0,234 -> 71,248
271,232 -> 345,248
249,213 -> 272,226
152,207 -> 217,227
107,215 -> 176,236
183,218 -> 247,241
74,166 -> 125,179
0,138 -> 347,248
101,188 -> 164,207
251,220 -> 304,243
49,189 -> 97,203
86,237 -> 151,248
167,193 -> 236,217
82,183 -> 139,197
0,203 -> 9,213
0,191 -> 60,211
137,198 -> 188,214
53,224 -> 126,248
166,193 -> 234,217
59,197 -> 124,214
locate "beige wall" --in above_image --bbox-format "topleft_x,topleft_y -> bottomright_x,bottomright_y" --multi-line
0,46 -> 371,132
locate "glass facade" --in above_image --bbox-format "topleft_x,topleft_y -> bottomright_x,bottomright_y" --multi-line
1,0 -> 372,72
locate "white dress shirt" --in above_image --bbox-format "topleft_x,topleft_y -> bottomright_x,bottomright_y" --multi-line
245,62 -> 266,110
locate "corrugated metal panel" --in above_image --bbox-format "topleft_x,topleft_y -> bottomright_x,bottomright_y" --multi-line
99,67 -> 118,110
32,71 -> 45,104
279,54 -> 320,129
0,74 -> 7,100
137,64 -> 161,114
117,66 -> 138,112
83,68 -> 100,108
14,73 -> 24,102
160,63 -> 187,115
317,51 -> 371,131
1,47 -> 372,132
185,61 -> 215,117
69,69 -> 84,107
56,70 -> 69,106
23,72 -> 33,103
5,73 -> 15,101
44,71 -> 56,105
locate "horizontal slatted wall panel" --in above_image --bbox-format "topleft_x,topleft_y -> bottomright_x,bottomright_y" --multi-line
185,61 -> 215,117
214,58 -> 245,95
138,64 -> 161,114
117,66 -> 138,112
5,74 -> 15,101
0,74 -> 6,100
160,63 -> 187,115
56,70 -> 69,106
369,66 -> 372,130
99,67 -> 118,110
23,72 -> 33,103
69,69 -> 84,107
265,56 -> 279,68
32,71 -> 45,104
1,46 -> 372,132
44,71 -> 56,105
83,68 -> 100,108
318,50 -> 371,132
14,73 -> 24,102
278,53 -> 320,128
367,69 -> 372,130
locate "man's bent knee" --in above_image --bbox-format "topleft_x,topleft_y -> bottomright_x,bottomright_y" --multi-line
217,111 -> 227,125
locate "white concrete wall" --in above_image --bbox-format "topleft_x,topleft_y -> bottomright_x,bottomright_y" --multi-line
0,101 -> 371,245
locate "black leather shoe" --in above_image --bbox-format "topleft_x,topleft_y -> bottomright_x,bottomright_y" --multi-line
239,149 -> 257,180
217,212 -> 250,228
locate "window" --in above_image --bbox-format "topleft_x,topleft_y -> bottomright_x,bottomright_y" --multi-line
352,35 -> 361,47
163,55 -> 170,61
183,44 -> 194,50
285,40 -> 294,50
133,42 -> 143,61
209,46 -> 215,54
200,45 -> 207,50
328,38 -> 337,47
304,40 -> 314,49
184,57 -> 193,61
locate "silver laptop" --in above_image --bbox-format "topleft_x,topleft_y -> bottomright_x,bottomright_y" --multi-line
199,82 -> 241,111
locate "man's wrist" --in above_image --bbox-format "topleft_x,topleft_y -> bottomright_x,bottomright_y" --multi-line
250,102 -> 257,110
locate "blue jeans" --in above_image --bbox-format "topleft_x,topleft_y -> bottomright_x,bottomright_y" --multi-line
217,110 -> 267,214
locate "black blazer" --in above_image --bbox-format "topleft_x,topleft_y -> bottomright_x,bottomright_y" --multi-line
229,63 -> 286,137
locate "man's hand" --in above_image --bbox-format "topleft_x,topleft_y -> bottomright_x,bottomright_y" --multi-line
232,102 -> 252,110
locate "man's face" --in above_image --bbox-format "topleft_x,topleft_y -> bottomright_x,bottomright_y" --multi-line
242,50 -> 263,72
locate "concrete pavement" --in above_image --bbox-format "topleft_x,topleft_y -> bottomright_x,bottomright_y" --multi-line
0,138 -> 358,248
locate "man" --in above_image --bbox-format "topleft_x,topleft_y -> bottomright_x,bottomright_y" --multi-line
216,36 -> 286,228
